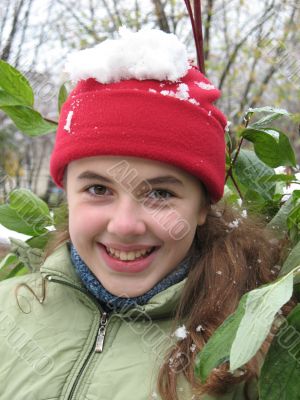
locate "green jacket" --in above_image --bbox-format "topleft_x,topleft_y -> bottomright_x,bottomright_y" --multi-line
0,244 -> 258,400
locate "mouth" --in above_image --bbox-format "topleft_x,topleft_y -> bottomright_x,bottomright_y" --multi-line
102,244 -> 157,261
97,243 -> 160,273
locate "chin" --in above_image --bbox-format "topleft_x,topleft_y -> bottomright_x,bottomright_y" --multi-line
109,281 -> 155,299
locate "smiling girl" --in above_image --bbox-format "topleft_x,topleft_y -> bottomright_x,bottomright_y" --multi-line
0,28 -> 286,400
66,156 -> 208,298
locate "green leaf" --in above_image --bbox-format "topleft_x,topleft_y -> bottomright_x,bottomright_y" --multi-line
248,106 -> 290,115
9,188 -> 49,214
0,253 -> 18,270
26,232 -> 51,249
259,174 -> 296,184
58,83 -> 68,113
196,268 -> 298,382
0,88 -> 25,106
9,189 -> 53,236
286,192 -> 300,243
222,184 -> 240,205
0,204 -> 42,236
248,107 -> 290,130
53,202 -> 68,228
0,60 -> 34,107
0,190 -> 53,236
230,271 -> 294,371
241,128 -> 296,168
233,149 -> 276,200
6,262 -> 28,279
259,304 -> 300,400
267,196 -> 294,237
288,206 -> 300,231
279,241 -> 300,276
242,189 -> 268,214
0,105 -> 57,136
245,106 -> 289,121
195,296 -> 247,382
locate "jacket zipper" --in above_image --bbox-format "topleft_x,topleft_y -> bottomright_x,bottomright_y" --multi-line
95,311 -> 108,352
45,275 -> 109,399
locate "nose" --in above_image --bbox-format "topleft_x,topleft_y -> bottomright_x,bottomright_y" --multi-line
106,196 -> 146,237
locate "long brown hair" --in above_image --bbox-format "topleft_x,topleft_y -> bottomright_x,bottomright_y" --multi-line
43,201 -> 294,399
157,203 -> 294,399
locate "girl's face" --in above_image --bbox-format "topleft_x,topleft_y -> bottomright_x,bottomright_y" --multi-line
66,156 -> 209,298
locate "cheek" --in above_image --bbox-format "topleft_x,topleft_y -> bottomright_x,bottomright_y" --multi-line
68,203 -> 107,239
151,207 -> 196,243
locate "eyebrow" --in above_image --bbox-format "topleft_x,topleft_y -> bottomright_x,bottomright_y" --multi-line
76,171 -> 184,187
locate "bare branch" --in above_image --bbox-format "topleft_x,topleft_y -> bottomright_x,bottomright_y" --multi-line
100,0 -> 120,32
204,0 -> 214,60
56,0 -> 101,42
249,5 -> 297,109
112,0 -> 123,27
152,0 -> 170,32
218,1 -> 276,89
134,0 -> 141,31
1,0 -> 26,61
236,25 -> 265,116
14,0 -> 34,68
0,0 -> 10,46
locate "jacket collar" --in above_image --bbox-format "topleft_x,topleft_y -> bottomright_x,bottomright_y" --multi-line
40,242 -> 185,319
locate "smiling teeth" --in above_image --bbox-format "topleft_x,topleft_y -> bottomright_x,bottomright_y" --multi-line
106,247 -> 153,261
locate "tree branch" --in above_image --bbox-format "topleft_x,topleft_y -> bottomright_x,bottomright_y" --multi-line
218,1 -> 275,90
249,5 -> 297,109
152,0 -> 170,33
14,0 -> 33,68
204,0 -> 214,60
1,0 -> 26,62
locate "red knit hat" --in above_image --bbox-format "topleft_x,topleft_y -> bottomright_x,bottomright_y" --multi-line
50,30 -> 227,203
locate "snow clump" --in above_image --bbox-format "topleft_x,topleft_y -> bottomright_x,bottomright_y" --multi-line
65,27 -> 189,84
174,325 -> 189,339
64,110 -> 74,133
225,121 -> 232,132
195,81 -> 215,90
190,343 -> 197,352
196,324 -> 204,332
241,209 -> 247,218
228,218 -> 240,229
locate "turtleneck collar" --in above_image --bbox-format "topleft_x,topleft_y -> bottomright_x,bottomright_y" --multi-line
70,243 -> 191,313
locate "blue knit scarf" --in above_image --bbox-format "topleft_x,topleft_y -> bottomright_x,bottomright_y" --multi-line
70,243 -> 191,312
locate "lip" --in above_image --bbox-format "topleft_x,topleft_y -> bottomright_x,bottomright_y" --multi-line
97,243 -> 160,273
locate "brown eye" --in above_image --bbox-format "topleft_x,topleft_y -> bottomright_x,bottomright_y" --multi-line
87,185 -> 108,196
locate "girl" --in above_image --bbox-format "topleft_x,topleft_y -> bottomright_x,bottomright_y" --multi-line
0,28 -> 286,400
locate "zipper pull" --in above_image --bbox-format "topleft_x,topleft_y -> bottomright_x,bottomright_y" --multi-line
95,312 -> 109,353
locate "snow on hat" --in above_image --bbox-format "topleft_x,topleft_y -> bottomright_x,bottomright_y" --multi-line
50,28 -> 227,203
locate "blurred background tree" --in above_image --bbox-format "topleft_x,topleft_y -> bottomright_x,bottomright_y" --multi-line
0,0 -> 299,201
